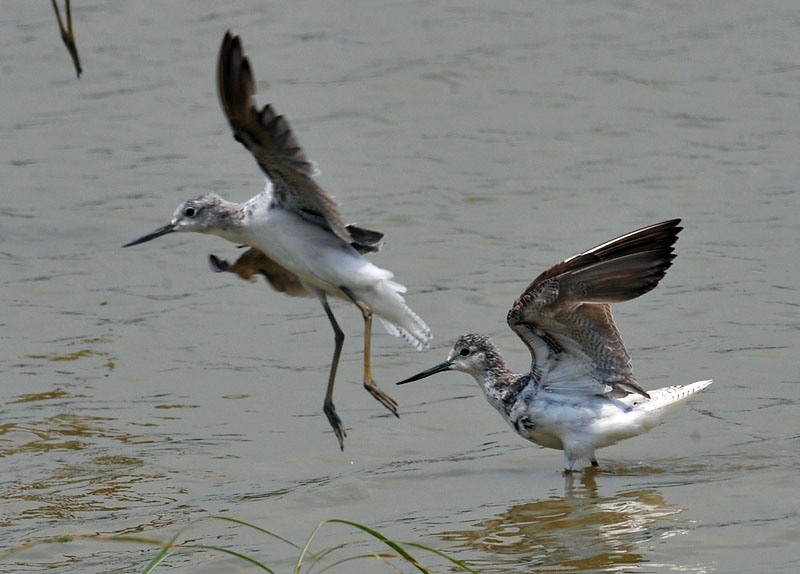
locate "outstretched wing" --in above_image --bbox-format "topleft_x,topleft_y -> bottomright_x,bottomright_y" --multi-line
217,31 -> 353,244
506,219 -> 682,398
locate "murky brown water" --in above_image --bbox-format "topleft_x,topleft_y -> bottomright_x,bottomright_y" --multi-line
2,1 -> 798,572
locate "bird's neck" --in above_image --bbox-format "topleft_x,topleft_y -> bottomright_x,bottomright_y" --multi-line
204,198 -> 255,244
474,350 -> 519,408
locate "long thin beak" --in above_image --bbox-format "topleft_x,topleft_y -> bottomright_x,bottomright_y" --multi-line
123,223 -> 176,247
396,360 -> 453,385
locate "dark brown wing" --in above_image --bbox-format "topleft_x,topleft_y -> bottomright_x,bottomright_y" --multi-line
345,224 -> 384,254
506,219 -> 682,398
209,249 -> 314,298
217,31 -> 353,244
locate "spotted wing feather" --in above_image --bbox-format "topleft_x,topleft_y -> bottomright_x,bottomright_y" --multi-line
217,31 -> 353,244
506,219 -> 682,398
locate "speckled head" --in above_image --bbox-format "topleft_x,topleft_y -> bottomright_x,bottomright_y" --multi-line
123,194 -> 235,247
396,333 -> 508,385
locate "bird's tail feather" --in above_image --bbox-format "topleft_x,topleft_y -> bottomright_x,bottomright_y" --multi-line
370,280 -> 432,350
645,379 -> 713,412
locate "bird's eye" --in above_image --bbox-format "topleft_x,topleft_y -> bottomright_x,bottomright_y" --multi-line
184,207 -> 196,217
459,348 -> 470,356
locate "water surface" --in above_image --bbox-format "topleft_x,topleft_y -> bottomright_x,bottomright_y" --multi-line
1,1 -> 798,572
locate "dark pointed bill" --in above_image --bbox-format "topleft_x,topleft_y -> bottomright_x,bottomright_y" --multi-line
396,360 -> 453,385
123,223 -> 176,247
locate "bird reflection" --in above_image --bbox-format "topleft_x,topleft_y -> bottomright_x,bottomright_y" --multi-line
439,474 -> 695,572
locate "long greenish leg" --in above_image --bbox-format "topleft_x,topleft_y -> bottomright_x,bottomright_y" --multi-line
341,287 -> 398,417
318,294 -> 346,450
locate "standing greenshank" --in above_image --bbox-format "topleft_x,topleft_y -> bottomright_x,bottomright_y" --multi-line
397,219 -> 711,471
125,31 -> 432,449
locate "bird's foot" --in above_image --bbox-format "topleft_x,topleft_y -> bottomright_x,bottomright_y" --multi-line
323,401 -> 346,450
364,379 -> 399,417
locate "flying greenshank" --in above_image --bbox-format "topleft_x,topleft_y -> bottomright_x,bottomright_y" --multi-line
125,31 -> 432,449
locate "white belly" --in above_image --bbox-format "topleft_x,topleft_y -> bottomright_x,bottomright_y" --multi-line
242,209 -> 391,297
226,207 -> 431,350
507,397 -> 651,452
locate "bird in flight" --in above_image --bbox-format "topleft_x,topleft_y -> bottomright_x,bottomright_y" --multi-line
125,31 -> 432,449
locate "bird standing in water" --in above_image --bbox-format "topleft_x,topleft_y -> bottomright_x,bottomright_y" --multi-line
125,32 -> 432,449
398,219 -> 711,471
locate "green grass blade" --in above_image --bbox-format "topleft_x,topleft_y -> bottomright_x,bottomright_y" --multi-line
294,520 -> 326,574
324,520 -> 430,573
0,516 -> 477,574
303,542 -> 350,574
317,552 -> 402,573
208,515 -> 304,551
141,523 -> 191,574
403,541 -> 479,573
139,514 -> 321,572
187,545 -> 276,573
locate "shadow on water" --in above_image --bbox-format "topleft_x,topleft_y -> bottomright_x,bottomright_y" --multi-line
438,470 -> 708,573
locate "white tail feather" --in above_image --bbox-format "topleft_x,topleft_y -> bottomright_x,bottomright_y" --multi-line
368,279 -> 432,350
640,379 -> 713,416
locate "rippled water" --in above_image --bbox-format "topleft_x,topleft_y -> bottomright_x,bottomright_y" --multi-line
2,1 -> 798,572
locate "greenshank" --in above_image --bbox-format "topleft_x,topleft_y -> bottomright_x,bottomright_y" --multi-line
125,32 -> 432,449
398,219 -> 711,471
